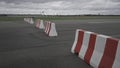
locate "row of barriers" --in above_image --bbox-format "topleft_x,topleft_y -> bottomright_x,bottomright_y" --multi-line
24,18 -> 58,37
24,18 -> 120,68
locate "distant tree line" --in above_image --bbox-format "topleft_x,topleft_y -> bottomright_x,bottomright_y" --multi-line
0,14 -> 8,16
0,14 -> 120,16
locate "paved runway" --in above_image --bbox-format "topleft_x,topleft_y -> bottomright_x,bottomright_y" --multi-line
0,19 -> 120,68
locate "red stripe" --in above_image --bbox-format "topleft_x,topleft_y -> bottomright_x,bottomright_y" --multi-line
98,38 -> 119,68
45,22 -> 48,32
38,21 -> 40,28
74,31 -> 84,54
37,20 -> 40,28
39,20 -> 41,28
48,23 -> 52,35
84,34 -> 97,64
46,22 -> 50,33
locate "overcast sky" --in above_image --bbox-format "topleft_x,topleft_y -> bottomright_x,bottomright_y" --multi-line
0,0 -> 120,15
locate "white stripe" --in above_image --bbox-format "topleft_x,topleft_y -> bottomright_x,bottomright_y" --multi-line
30,18 -> 34,24
39,20 -> 45,29
79,31 -> 92,60
112,41 -> 120,68
90,35 -> 108,68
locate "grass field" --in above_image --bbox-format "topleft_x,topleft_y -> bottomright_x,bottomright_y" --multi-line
0,15 -> 120,21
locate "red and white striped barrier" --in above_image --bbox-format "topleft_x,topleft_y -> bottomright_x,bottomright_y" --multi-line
36,19 -> 45,29
44,21 -> 58,37
71,29 -> 120,68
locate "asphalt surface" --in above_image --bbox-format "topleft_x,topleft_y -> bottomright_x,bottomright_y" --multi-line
0,19 -> 120,68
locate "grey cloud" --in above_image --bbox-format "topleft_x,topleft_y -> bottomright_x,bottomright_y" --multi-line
0,0 -> 73,3
0,0 -> 120,4
110,0 -> 120,2
0,0 -> 97,4
0,0 -> 120,15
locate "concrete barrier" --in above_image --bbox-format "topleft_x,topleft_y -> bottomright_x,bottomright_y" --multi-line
36,19 -> 45,29
44,21 -> 58,37
71,29 -> 120,68
24,18 -> 29,23
29,18 -> 34,24
44,21 -> 51,34
24,18 -> 34,24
